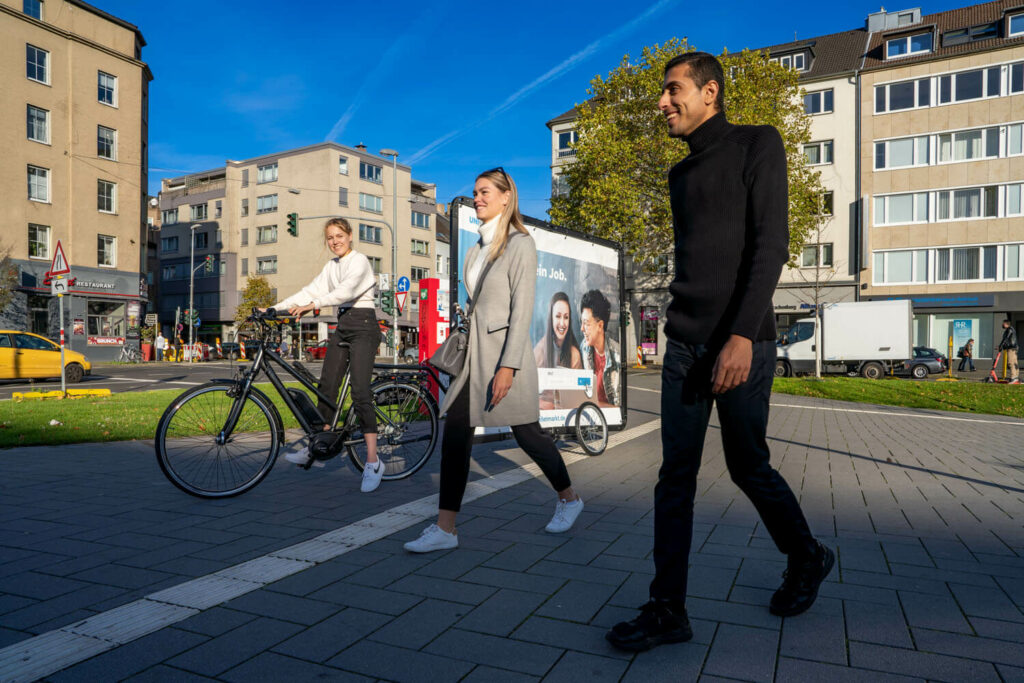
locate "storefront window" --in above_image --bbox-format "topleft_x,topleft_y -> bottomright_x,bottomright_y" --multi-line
87,301 -> 126,338
28,295 -> 49,336
640,307 -> 659,355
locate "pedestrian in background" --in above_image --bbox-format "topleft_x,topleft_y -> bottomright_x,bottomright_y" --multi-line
155,331 -> 166,362
999,320 -> 1019,383
607,52 -> 833,653
405,168 -> 584,554
957,338 -> 975,372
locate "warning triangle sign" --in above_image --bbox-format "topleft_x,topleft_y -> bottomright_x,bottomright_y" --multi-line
50,240 -> 70,275
396,291 -> 408,315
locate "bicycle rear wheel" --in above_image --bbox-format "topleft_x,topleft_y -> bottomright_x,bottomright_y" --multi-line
575,401 -> 608,455
347,381 -> 438,480
155,382 -> 281,498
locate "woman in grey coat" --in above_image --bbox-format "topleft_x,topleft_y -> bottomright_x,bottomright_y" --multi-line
405,168 -> 584,553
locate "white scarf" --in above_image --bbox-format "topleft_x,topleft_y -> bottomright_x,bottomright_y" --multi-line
465,216 -> 500,294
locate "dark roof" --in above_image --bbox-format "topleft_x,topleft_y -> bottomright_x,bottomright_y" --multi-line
67,0 -> 146,46
546,99 -> 601,129
861,0 -> 1024,72
758,28 -> 869,80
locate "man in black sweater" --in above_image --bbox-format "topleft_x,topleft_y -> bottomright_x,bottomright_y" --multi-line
607,52 -> 833,652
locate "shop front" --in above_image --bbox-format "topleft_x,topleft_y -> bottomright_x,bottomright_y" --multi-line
11,260 -> 148,362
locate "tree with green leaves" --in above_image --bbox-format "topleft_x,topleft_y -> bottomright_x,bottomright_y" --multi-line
235,275 -> 275,325
549,39 -> 825,271
0,247 -> 19,314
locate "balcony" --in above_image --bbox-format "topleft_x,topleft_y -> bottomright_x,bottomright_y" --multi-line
557,148 -> 576,159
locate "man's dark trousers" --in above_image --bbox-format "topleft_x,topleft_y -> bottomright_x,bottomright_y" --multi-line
650,338 -> 817,600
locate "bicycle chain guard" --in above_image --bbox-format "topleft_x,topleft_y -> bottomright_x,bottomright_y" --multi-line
309,430 -> 346,462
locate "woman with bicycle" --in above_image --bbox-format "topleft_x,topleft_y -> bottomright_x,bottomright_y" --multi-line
272,217 -> 385,493
405,168 -> 584,553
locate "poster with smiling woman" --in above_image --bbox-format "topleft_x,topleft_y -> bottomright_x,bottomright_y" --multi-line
450,197 -> 625,431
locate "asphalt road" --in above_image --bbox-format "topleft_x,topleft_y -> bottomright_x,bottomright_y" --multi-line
0,360 -> 324,400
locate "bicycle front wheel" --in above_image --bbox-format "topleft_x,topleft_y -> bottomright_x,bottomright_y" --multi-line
155,382 -> 281,498
347,381 -> 438,480
575,401 -> 608,456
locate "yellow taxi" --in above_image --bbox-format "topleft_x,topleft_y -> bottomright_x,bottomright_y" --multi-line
0,330 -> 92,383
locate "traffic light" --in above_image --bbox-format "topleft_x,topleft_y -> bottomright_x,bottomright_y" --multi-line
622,309 -> 631,327
380,290 -> 395,316
286,212 -> 298,236
203,255 -> 214,274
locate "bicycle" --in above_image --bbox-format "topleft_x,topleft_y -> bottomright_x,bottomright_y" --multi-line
116,343 -> 141,363
154,308 -> 439,498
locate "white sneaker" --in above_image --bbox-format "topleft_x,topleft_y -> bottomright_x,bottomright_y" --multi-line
360,458 -> 384,493
545,498 -> 584,533
403,524 -> 458,553
283,445 -> 324,468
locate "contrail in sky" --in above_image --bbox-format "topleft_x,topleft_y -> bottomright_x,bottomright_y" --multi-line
406,0 -> 679,165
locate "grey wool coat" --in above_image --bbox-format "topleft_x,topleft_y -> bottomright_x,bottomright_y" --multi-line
440,231 -> 540,427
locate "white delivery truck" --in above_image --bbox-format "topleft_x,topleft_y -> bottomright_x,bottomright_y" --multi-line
775,300 -> 913,379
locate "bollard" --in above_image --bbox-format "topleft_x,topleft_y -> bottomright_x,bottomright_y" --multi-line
634,345 -> 647,369
240,339 -> 247,360
216,337 -> 223,359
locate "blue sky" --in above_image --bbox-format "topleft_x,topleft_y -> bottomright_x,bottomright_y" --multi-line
98,0 -> 968,219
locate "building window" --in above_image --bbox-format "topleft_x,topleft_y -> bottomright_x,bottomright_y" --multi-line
359,223 -> 382,244
241,198 -> 249,217
338,187 -> 348,206
801,243 -> 833,268
367,256 -> 382,273
28,223 -> 49,259
411,210 -> 430,228
1006,244 -> 1024,279
1010,14 -> 1024,38
97,71 -> 117,106
874,192 -> 929,225
88,301 -> 125,338
339,156 -> 348,174
97,234 -> 116,267
241,169 -> 249,187
1006,184 -> 1023,216
257,194 -> 277,214
818,192 -> 834,216
27,105 -> 48,143
97,179 -> 116,213
162,208 -> 178,224
938,66 -> 1001,105
873,249 -> 929,284
97,125 -> 116,160
359,193 -> 383,213
936,186 -> 998,221
558,130 -> 578,158
257,257 -> 277,274
436,253 -> 448,275
411,266 -> 429,282
803,140 -> 833,165
552,175 -> 569,198
935,246 -> 997,282
411,239 -> 429,255
160,236 -> 179,253
28,165 -> 49,202
875,78 -> 930,113
215,199 -> 222,218
359,161 -> 382,183
257,162 -> 278,183
886,32 -> 933,59
24,0 -> 42,19
193,232 -> 208,249
938,127 -> 999,163
26,44 -> 48,84
945,22 -> 999,46
240,228 -> 249,246
874,135 -> 930,170
190,203 -> 208,221
803,89 -> 833,115
241,258 -> 248,276
257,225 -> 277,244
775,52 -> 807,71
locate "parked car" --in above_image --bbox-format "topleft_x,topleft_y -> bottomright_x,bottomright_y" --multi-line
0,330 -> 92,383
304,340 -> 330,362
401,347 -> 419,365
898,346 -> 946,379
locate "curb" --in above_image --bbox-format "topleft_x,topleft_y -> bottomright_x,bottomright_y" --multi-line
12,389 -> 112,400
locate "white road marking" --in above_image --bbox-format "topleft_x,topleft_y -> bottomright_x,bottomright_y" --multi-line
0,417 -> 661,682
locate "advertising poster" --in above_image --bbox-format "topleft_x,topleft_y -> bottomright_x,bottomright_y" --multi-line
952,319 -> 972,354
451,198 -> 625,430
73,319 -> 85,335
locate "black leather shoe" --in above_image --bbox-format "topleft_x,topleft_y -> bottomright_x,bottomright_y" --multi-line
769,541 -> 835,617
606,599 -> 693,652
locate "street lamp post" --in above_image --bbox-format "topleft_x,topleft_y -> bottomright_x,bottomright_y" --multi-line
188,223 -> 201,363
380,149 -> 400,366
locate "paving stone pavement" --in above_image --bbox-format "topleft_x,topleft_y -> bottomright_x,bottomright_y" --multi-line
1,370 -> 1023,681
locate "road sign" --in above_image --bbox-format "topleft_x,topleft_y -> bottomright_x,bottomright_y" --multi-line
194,318 -> 201,327
51,277 -> 68,296
378,273 -> 390,291
50,240 -> 70,275
145,313 -> 158,325
397,276 -> 411,293
396,291 -> 408,314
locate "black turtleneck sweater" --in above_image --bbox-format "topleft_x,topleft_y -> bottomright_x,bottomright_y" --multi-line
665,111 -> 789,347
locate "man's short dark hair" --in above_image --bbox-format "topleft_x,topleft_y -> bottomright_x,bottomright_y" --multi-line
1005,319 -> 1013,324
664,51 -> 725,112
581,289 -> 611,328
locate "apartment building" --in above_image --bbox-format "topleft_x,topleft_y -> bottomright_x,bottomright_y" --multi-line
157,143 -> 438,350
861,2 -> 1024,356
0,0 -> 151,360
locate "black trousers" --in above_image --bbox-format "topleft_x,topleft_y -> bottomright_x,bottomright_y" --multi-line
438,384 -> 572,512
651,338 -> 816,601
318,308 -> 380,433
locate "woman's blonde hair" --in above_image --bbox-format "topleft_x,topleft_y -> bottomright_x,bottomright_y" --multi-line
324,217 -> 352,237
477,168 -> 528,261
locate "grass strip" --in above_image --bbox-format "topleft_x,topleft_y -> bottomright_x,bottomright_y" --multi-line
772,377 -> 1024,419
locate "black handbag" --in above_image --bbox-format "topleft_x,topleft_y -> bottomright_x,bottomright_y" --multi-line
429,254 -> 495,376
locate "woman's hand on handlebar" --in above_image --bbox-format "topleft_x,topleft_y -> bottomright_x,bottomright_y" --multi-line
288,303 -> 316,318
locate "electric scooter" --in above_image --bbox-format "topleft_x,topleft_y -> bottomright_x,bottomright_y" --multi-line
984,348 -> 1020,383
